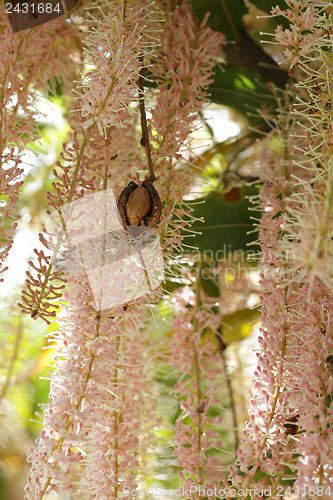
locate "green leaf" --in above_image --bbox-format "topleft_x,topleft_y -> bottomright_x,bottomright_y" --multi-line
250,0 -> 290,30
200,273 -> 220,297
191,0 -> 247,41
182,185 -> 261,255
47,76 -> 63,98
250,0 -> 288,15
209,65 -> 273,125
190,0 -> 285,124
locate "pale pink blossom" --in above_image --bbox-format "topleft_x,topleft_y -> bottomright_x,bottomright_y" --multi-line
147,1 -> 224,258
25,2 -> 161,497
0,150 -> 24,281
272,1 -> 323,69
232,4 -> 333,492
25,275 -> 156,499
79,2 -> 157,137
170,286 -> 227,494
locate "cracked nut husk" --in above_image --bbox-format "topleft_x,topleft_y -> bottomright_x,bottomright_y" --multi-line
117,180 -> 162,231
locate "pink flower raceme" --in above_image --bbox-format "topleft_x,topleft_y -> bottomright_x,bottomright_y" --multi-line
148,1 -> 225,255
23,1 -> 227,498
18,124 -> 98,323
287,285 -> 333,492
272,1 -> 323,70
170,287 -> 226,496
151,1 -> 224,186
233,3 -> 333,494
19,0 -> 158,323
0,150 -> 23,281
25,274 -> 156,499
0,14 -> 83,288
79,2 -> 156,137
25,2 -> 161,497
231,148 -> 299,494
83,324 -> 156,498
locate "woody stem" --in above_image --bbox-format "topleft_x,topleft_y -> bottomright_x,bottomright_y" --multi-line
138,53 -> 155,182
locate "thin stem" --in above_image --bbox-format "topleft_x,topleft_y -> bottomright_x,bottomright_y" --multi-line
112,335 -> 121,499
220,349 -> 239,454
138,54 -> 155,182
193,346 -> 203,486
137,249 -> 154,295
122,0 -> 127,20
193,257 -> 204,486
220,0 -> 241,43
198,110 -> 215,141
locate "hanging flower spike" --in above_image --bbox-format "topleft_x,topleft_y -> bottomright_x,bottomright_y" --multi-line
170,285 -> 227,497
232,2 -> 333,495
0,10 -> 85,285
151,2 -> 224,185
0,150 -> 24,281
79,1 -> 157,137
233,145 -> 299,494
148,0 -> 224,262
271,0 -> 324,72
18,0 -> 156,322
26,1 -> 161,498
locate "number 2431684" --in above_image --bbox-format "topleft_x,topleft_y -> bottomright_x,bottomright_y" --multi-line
5,2 -> 61,14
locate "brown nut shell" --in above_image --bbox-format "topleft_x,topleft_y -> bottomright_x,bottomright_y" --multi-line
141,180 -> 162,228
116,181 -> 138,230
117,180 -> 162,232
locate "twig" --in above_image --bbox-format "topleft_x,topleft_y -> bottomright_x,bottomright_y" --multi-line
122,0 -> 127,20
138,54 -> 155,182
220,347 -> 239,454
220,0 -> 241,44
